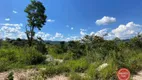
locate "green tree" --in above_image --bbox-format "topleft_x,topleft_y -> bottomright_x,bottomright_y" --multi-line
25,0 -> 47,46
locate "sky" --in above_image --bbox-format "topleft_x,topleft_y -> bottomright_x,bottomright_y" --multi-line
0,0 -> 142,41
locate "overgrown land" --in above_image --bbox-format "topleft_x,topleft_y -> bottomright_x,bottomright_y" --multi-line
0,0 -> 142,80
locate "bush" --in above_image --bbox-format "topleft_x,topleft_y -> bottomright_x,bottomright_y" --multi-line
86,62 -> 101,80
65,58 -> 89,72
18,48 -> 46,65
35,41 -> 48,55
0,46 -> 46,65
115,49 -> 142,74
69,72 -> 82,80
0,58 -> 9,72
99,59 -> 117,80
8,72 -> 14,80
42,64 -> 70,77
0,49 -> 17,62
63,51 -> 73,60
86,59 -> 117,80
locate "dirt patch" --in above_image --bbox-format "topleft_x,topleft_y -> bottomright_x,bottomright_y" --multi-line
46,75 -> 69,80
0,69 -> 69,80
0,69 -> 39,80
0,71 -> 9,80
133,71 -> 142,80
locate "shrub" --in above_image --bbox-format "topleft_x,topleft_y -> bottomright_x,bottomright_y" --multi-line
69,72 -> 82,80
8,72 -> 14,80
0,58 -> 9,72
0,49 -> 17,62
42,66 -> 56,77
42,64 -> 70,77
65,58 -> 89,72
99,59 -> 118,80
63,51 -> 73,60
35,41 -> 48,55
86,62 -> 101,80
19,48 -> 46,65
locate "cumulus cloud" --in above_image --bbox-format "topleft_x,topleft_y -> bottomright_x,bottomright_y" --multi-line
0,23 -> 52,40
95,28 -> 108,37
13,10 -> 18,14
35,32 -> 50,40
111,22 -> 142,39
49,32 -> 64,40
1,22 -> 141,41
0,23 -> 26,39
64,36 -> 80,41
96,16 -> 116,25
55,32 -> 63,38
80,29 -> 87,36
5,18 -> 10,21
47,19 -> 55,22
89,22 -> 142,40
90,32 -> 95,35
0,23 -> 65,41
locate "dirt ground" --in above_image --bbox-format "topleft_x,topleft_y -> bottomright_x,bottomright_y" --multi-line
0,69 -> 141,80
133,71 -> 142,80
0,69 -> 68,80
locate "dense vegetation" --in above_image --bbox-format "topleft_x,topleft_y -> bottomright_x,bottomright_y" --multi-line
0,34 -> 142,80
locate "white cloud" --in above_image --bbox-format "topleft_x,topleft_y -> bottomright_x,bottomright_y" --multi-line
96,16 -> 116,25
5,18 -> 10,21
80,29 -> 87,36
89,22 -> 142,40
17,32 -> 26,39
49,32 -> 64,40
0,23 -> 23,28
13,10 -> 18,14
0,23 -> 52,40
64,36 -> 80,41
71,27 -> 74,30
1,22 -> 141,41
47,19 -> 55,22
111,22 -> 142,39
0,23 -> 26,39
90,32 -> 95,35
95,28 -> 108,37
35,32 -> 50,40
55,32 -> 63,38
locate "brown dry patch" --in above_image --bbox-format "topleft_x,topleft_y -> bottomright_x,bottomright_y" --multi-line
133,71 -> 142,80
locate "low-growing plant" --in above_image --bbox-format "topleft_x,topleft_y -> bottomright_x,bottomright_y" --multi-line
41,64 -> 70,77
0,58 -> 9,72
69,72 -> 82,80
86,62 -> 101,80
8,72 -> 14,80
65,58 -> 89,72
18,49 -> 46,65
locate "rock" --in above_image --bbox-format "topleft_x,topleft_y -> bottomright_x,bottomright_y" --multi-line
97,63 -> 108,71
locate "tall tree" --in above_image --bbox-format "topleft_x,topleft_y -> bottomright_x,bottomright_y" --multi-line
25,0 -> 47,46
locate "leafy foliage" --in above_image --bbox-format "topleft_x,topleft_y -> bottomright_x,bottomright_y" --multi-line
25,0 -> 47,46
8,72 -> 14,80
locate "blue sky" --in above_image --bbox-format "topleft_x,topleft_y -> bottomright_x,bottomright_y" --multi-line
0,0 -> 142,41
